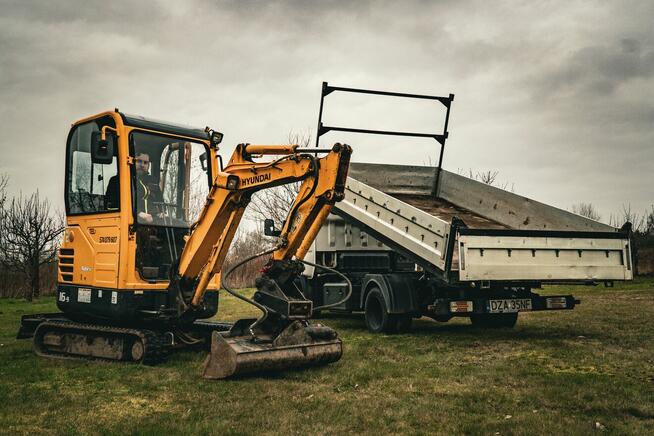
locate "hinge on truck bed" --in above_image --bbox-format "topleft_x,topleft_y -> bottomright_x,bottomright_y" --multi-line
444,216 -> 467,283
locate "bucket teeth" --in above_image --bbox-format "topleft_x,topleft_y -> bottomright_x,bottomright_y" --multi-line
202,321 -> 342,380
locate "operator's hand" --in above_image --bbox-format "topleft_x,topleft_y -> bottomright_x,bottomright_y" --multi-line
138,212 -> 153,224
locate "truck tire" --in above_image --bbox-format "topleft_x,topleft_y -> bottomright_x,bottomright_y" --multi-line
470,313 -> 518,329
364,288 -> 396,333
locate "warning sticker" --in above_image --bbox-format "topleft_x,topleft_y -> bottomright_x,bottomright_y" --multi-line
78,288 -> 91,303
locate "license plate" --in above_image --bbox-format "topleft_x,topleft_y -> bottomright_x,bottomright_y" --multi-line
488,298 -> 532,313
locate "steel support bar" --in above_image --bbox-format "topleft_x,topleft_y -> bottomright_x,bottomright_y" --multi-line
315,81 -> 454,195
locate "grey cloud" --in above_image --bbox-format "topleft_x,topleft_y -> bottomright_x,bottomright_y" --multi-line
0,0 -> 651,222
540,41 -> 654,98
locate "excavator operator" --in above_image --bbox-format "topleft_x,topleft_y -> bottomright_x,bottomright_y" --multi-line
104,151 -> 163,224
133,152 -> 163,224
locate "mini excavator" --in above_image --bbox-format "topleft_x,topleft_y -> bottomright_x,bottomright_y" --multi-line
17,110 -> 352,379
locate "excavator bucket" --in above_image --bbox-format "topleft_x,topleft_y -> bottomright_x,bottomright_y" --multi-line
202,320 -> 342,379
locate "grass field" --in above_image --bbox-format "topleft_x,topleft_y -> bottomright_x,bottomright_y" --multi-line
1,279 -> 653,435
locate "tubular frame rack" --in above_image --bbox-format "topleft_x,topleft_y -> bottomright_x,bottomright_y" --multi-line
314,82 -> 454,194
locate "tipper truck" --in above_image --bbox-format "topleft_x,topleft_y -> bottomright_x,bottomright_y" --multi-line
300,83 -> 633,332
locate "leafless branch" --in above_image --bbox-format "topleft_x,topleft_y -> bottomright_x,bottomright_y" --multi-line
571,202 -> 602,222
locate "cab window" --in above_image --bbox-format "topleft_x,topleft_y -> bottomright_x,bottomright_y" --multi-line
130,131 -> 211,281
66,118 -> 119,214
131,131 -> 210,227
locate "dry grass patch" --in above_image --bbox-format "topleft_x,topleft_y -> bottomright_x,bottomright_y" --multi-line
0,278 -> 653,434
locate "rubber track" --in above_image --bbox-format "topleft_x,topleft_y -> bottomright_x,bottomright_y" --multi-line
33,321 -> 170,365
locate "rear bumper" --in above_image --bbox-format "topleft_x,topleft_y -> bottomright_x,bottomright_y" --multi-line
427,294 -> 579,317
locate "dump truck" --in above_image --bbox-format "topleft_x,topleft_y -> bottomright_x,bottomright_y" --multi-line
300,83 -> 633,332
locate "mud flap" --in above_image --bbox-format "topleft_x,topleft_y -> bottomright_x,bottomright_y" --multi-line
202,321 -> 343,379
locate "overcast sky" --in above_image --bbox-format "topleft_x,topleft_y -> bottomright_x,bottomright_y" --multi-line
1,0 -> 652,224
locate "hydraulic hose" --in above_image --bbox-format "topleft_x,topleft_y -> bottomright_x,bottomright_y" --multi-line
221,249 -> 353,336
298,258 -> 353,312
220,245 -> 279,337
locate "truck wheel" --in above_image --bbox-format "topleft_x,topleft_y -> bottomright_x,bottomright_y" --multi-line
364,288 -> 395,333
470,313 -> 518,328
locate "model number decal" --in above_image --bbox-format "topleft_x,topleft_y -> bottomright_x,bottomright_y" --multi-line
99,236 -> 118,243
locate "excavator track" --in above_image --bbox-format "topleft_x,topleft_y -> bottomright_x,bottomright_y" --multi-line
33,321 -> 171,365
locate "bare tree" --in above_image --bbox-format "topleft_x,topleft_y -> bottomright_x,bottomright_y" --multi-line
247,183 -> 301,229
0,174 -> 9,297
639,205 -> 654,275
606,204 -> 654,276
223,228 -> 274,288
226,131 -> 313,285
246,131 -> 311,229
620,204 -> 645,231
457,168 -> 515,191
646,205 -> 654,235
472,169 -> 498,185
0,173 -> 7,209
1,191 -> 64,301
571,202 -> 602,222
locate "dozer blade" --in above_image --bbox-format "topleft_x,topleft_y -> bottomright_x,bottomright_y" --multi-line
202,321 -> 342,379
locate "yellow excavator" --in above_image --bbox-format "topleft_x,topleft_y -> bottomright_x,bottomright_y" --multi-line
17,110 -> 352,379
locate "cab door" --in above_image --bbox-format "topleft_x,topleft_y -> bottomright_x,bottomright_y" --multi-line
63,116 -> 121,289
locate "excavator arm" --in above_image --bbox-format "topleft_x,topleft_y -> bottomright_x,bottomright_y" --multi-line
173,142 -> 350,310
169,141 -> 351,379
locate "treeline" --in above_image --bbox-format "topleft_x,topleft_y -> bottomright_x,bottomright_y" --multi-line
572,202 -> 654,275
619,207 -> 654,275
0,175 -> 64,300
1,168 -> 652,303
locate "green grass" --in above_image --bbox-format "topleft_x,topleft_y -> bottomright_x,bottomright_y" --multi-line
1,279 -> 653,435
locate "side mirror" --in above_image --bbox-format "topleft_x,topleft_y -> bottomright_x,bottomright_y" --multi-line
91,131 -> 115,164
263,219 -> 281,237
199,152 -> 208,171
210,131 -> 224,147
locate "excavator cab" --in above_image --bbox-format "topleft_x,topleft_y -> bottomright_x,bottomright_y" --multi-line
58,111 -> 221,321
